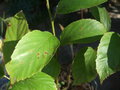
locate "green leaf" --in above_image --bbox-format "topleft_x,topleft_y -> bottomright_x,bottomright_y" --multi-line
3,41 -> 18,64
0,65 -> 4,78
3,11 -> 30,63
42,56 -> 61,79
96,32 -> 120,83
5,11 -> 30,42
57,0 -> 107,14
72,47 -> 97,85
10,72 -> 57,90
90,6 -> 111,31
60,19 -> 106,45
6,30 -> 60,84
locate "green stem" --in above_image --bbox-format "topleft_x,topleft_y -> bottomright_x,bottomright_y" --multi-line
46,0 -> 56,36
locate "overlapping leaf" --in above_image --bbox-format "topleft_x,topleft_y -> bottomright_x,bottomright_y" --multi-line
72,47 -> 97,85
42,56 -> 61,79
90,6 -> 111,31
6,30 -> 60,84
60,19 -> 106,45
10,72 -> 57,90
3,41 -> 18,64
0,65 -> 4,78
3,11 -> 30,63
57,0 -> 107,14
96,32 -> 120,83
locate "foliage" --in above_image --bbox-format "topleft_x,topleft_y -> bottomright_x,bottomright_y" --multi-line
0,0 -> 120,89
72,47 -> 97,85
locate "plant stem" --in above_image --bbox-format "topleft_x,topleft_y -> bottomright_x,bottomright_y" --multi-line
46,0 -> 56,36
4,75 -> 10,80
56,77 -> 60,90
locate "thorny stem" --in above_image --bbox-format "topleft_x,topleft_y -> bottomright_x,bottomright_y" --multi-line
46,0 -> 56,36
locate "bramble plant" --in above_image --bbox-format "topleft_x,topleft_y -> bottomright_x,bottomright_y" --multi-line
0,0 -> 120,90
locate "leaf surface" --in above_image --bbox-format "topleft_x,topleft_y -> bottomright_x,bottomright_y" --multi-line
11,72 -> 57,90
60,19 -> 106,45
96,32 -> 120,83
72,47 -> 97,85
42,57 -> 61,79
90,6 -> 111,31
3,11 -> 30,63
6,30 -> 60,84
57,0 -> 107,14
5,11 -> 30,42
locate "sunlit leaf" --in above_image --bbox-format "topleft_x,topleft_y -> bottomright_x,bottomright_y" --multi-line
10,72 -> 57,90
5,11 -> 30,42
3,11 -> 30,63
96,32 -> 120,83
60,19 -> 106,45
6,30 -> 60,84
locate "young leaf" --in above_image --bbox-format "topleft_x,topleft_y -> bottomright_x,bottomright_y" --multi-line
10,72 -> 57,90
57,0 -> 108,14
60,19 -> 106,45
5,11 -> 30,42
96,32 -> 120,83
72,47 -> 97,85
90,6 -> 111,31
42,56 -> 61,79
6,30 -> 60,84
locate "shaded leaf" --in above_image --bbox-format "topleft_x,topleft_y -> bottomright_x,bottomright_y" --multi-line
3,41 -> 18,64
90,6 -> 111,31
96,32 -> 120,83
42,56 -> 61,79
10,72 -> 57,90
72,47 -> 97,85
0,65 -> 4,78
60,19 -> 106,45
6,30 -> 60,84
57,0 -> 107,14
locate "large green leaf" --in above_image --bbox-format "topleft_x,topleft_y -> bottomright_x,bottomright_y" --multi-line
42,56 -> 61,79
96,32 -> 120,83
5,11 -> 30,42
60,19 -> 106,45
72,47 -> 97,85
6,30 -> 60,84
10,72 -> 57,90
90,6 -> 111,31
57,0 -> 107,14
